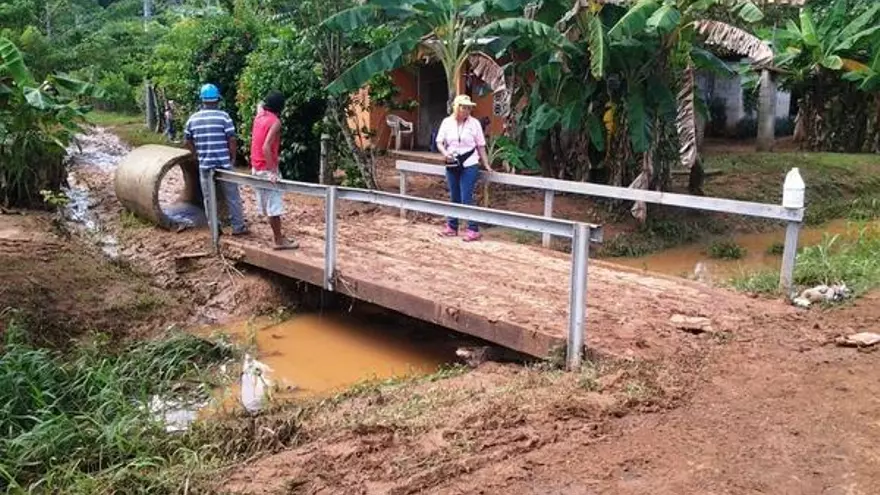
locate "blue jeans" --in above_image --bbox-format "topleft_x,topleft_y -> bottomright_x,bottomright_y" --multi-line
199,167 -> 247,234
445,164 -> 480,232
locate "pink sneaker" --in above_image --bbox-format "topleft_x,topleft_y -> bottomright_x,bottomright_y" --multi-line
463,230 -> 482,242
438,225 -> 458,237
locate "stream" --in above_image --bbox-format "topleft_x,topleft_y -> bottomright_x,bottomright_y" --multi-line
612,219 -> 857,283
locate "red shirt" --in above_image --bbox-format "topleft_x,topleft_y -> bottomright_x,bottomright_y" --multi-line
250,109 -> 280,171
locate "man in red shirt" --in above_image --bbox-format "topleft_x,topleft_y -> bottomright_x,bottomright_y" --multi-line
250,91 -> 297,250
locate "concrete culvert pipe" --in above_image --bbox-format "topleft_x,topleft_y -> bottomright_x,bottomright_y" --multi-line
114,145 -> 209,230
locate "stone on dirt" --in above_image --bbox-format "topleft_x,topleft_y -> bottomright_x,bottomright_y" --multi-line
835,332 -> 880,348
793,283 -> 850,308
670,314 -> 714,334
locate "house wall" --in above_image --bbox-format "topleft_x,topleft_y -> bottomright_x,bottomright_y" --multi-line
471,91 -> 505,137
351,65 -> 506,151
697,70 -> 792,133
775,90 -> 791,119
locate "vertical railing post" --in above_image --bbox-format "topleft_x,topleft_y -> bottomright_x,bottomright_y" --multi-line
319,132 -> 331,185
542,189 -> 554,248
324,186 -> 338,291
207,168 -> 220,253
399,169 -> 407,218
779,167 -> 805,295
779,221 -> 801,295
567,223 -> 589,370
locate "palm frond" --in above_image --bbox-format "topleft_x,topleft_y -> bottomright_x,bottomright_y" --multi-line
694,20 -> 773,67
468,52 -> 508,92
676,64 -> 698,170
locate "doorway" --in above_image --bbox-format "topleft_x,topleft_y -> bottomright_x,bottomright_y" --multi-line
417,63 -> 449,149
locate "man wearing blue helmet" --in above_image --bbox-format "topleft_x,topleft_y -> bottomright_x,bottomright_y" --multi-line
184,83 -> 248,235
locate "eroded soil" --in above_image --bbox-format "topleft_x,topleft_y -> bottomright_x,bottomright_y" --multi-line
219,296 -> 880,495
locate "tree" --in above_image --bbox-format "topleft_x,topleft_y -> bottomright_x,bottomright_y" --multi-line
0,37 -> 104,207
319,0 -> 536,106
773,0 -> 880,151
477,0 -> 772,220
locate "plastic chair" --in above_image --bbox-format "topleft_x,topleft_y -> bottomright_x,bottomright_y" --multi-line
386,114 -> 414,150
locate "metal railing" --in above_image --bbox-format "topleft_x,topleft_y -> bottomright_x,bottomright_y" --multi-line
396,160 -> 807,292
208,168 -> 603,370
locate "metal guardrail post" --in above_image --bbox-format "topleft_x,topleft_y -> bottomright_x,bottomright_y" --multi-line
567,223 -> 589,370
207,168 -> 220,253
542,189 -> 554,248
324,186 -> 338,291
399,171 -> 407,218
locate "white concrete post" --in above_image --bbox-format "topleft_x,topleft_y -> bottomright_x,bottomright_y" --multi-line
780,167 -> 805,294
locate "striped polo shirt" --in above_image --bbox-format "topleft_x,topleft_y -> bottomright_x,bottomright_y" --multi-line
184,108 -> 236,169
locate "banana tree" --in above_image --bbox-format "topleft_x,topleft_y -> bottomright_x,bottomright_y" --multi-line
320,0 -> 540,104
1,37 -> 104,206
483,0 -> 770,220
773,1 -> 880,151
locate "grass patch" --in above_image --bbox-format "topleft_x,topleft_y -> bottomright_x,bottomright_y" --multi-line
708,239 -> 746,260
731,223 -> 880,296
729,270 -> 778,294
120,210 -> 152,230
0,319 -> 245,493
86,111 -> 173,148
706,152 -> 880,226
328,363 -> 469,405
848,197 -> 880,222
766,242 -> 785,255
86,111 -> 143,127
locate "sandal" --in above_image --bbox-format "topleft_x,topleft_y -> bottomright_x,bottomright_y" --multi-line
272,238 -> 299,250
438,225 -> 458,237
463,230 -> 482,242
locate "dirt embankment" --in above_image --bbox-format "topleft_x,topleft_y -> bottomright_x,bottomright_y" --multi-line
219,294 -> 880,495
1,129 -> 292,344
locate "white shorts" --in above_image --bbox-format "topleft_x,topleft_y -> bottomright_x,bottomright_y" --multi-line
253,170 -> 284,217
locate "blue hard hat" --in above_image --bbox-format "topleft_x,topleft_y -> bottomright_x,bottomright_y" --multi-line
199,83 -> 220,102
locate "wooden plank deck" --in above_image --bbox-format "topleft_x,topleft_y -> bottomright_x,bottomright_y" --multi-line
221,215 -> 772,359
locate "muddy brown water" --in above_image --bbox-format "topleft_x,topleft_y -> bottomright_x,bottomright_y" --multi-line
610,219 -> 860,282
199,313 -> 457,402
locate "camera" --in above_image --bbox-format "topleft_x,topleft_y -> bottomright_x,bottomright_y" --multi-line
446,151 -> 460,165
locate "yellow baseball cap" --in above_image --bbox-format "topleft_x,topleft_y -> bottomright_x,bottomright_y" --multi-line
453,94 -> 477,107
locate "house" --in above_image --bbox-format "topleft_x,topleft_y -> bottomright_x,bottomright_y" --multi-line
349,60 -> 508,151
697,69 -> 793,135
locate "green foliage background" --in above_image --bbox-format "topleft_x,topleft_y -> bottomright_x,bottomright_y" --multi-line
237,26 -> 326,182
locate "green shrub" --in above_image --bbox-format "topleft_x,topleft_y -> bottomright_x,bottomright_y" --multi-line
708,239 -> 746,260
151,13 -> 260,125
237,26 -> 325,182
766,242 -> 785,255
96,71 -> 139,113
